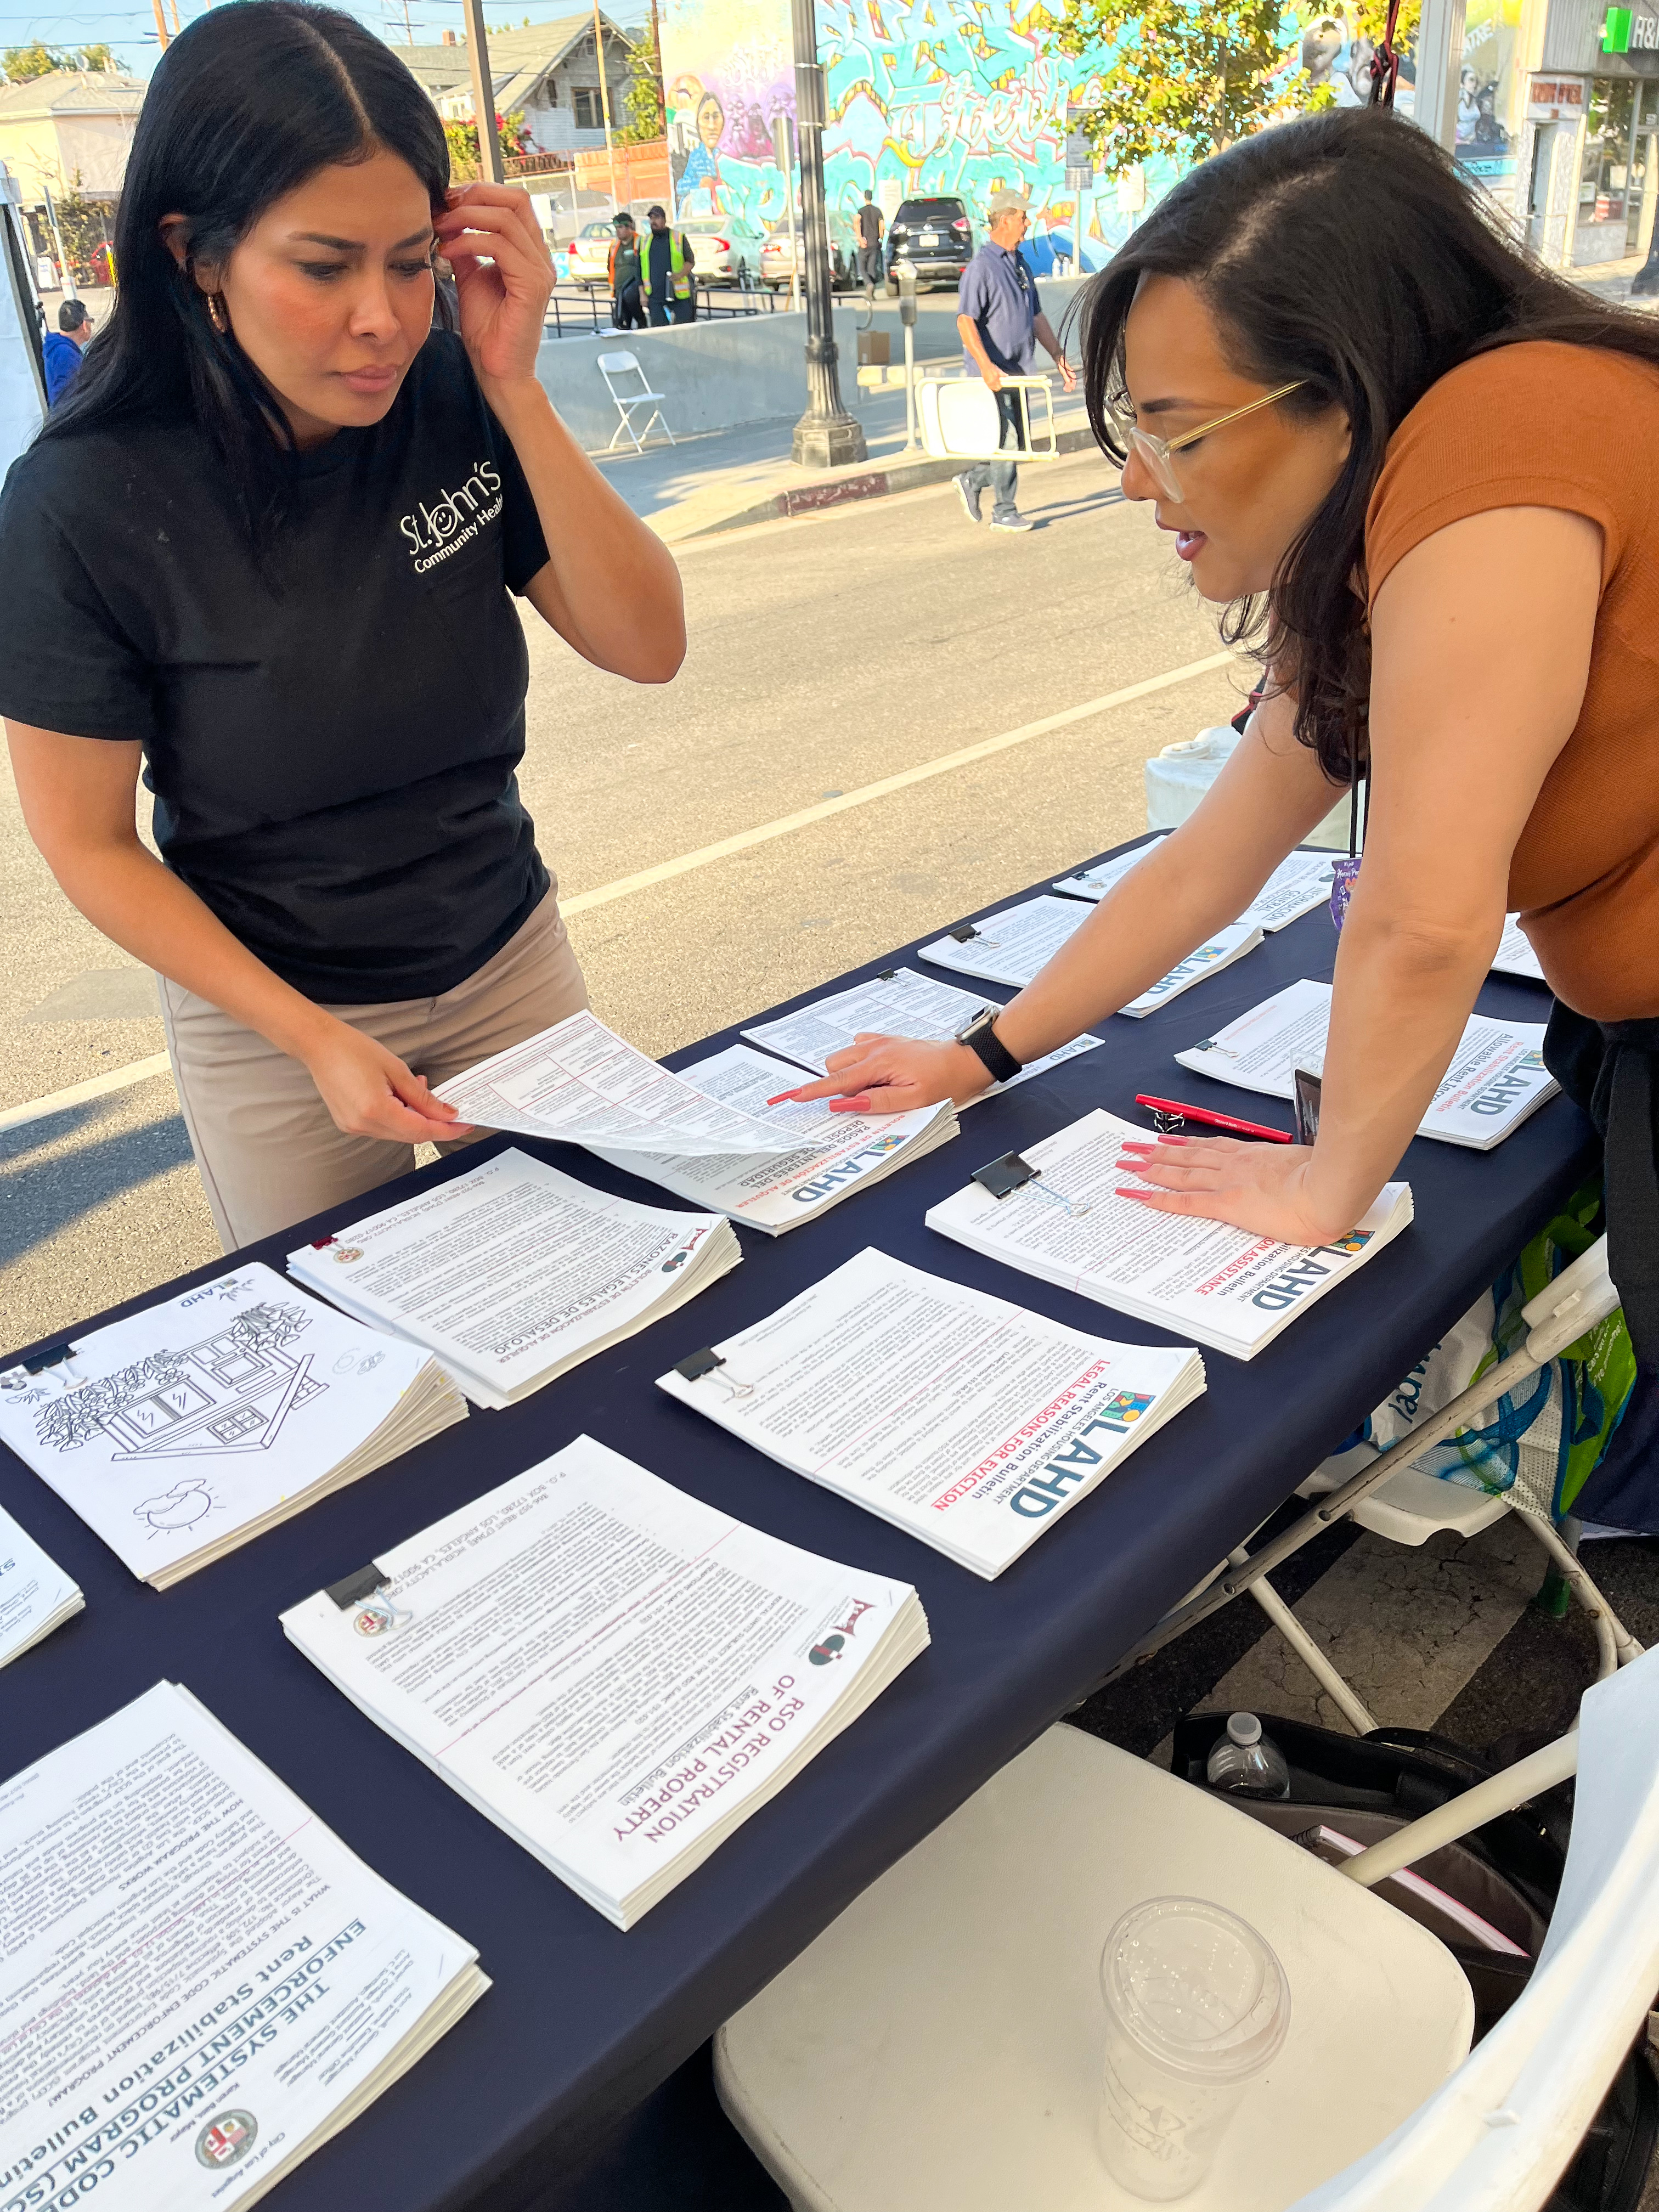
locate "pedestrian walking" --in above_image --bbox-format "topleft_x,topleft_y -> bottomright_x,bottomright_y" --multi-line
953,188 -> 1074,533
42,298 -> 92,405
608,212 -> 647,330
643,204 -> 696,325
0,0 -> 685,1251
856,189 -> 884,297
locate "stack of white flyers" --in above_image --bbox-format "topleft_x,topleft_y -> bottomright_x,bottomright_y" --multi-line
0,1265 -> 465,1588
0,1500 -> 81,1664
742,967 -> 1103,1095
289,1149 -> 740,1410
591,1043 -> 958,1235
658,1247 -> 1204,1578
1493,916 -> 1546,982
918,896 -> 1262,1013
1054,840 -> 1336,933
0,1682 -> 486,2210
1174,979 -> 1559,1150
926,1110 -> 1413,1361
281,1437 -> 928,1929
434,1008 -> 798,1156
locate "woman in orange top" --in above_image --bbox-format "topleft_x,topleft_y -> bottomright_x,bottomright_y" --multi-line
785,108 -> 1659,1499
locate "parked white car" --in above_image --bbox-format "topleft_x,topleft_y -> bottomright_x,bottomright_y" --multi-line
673,216 -> 765,288
565,220 -> 617,290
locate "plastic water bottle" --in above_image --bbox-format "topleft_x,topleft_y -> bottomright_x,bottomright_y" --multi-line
1205,1713 -> 1291,1799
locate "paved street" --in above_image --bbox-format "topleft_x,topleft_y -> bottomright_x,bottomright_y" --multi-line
1,441 -> 1240,1348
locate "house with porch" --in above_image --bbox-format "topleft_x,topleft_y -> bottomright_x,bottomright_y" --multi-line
398,14 -> 635,159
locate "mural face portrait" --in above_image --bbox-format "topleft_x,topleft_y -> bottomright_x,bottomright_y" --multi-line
698,92 -> 726,152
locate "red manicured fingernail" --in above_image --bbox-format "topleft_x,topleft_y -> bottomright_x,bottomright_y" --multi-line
829,1096 -> 872,1113
1119,1140 -> 1154,1151
1115,1186 -> 1150,1199
764,1091 -> 800,1105
1156,1133 -> 1189,1145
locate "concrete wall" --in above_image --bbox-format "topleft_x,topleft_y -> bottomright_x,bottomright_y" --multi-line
538,304 -> 887,448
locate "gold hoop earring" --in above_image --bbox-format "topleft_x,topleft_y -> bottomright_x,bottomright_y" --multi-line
207,292 -> 228,334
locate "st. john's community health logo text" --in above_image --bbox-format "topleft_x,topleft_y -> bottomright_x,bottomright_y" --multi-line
195,2111 -> 258,2169
399,459 -> 504,574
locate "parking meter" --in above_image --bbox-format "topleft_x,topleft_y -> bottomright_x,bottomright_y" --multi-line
896,262 -> 917,326
896,263 -> 919,450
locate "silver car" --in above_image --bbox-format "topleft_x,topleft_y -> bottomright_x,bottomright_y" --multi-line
759,212 -> 860,291
673,216 -> 765,288
565,219 -> 618,291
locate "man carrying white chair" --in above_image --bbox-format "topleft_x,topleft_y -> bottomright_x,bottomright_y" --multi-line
953,189 -> 1075,534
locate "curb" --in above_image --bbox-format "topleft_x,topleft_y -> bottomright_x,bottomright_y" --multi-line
677,420 -> 1101,540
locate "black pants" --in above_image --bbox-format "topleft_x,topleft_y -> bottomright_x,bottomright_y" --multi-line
612,283 -> 647,331
1543,1003 -> 1659,1527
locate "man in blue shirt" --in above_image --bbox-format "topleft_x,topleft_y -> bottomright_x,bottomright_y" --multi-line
954,190 -> 1074,531
42,298 -> 92,405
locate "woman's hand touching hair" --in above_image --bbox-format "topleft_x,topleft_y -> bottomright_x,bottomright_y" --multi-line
433,183 -> 555,394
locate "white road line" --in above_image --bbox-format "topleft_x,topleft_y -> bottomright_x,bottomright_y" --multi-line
562,651 -> 1236,918
1,1051 -> 175,1136
1,651 -> 1235,1137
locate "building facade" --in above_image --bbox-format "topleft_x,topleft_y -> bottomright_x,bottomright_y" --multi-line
0,67 -> 142,279
1511,0 -> 1659,264
398,14 -> 633,159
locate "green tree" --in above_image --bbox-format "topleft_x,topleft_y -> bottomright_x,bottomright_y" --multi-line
2,37 -> 126,79
1056,0 -> 1299,171
57,174 -> 114,283
619,32 -> 664,143
443,109 -> 532,181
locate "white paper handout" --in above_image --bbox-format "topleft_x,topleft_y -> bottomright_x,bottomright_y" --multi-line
0,1682 -> 486,2212
1052,834 -> 1169,903
1174,979 -> 1560,1150
925,1110 -> 1413,1361
0,1265 -> 465,1588
591,1044 -> 959,1234
658,1248 -> 1204,1578
1054,843 -> 1335,933
434,1009 -> 799,1157
289,1150 -> 740,1411
918,895 -> 1092,989
741,967 -> 1103,1096
281,1437 -> 929,1930
1493,915 -> 1546,982
919,897 -> 1263,1013
1115,921 -> 1263,1018
0,1500 -> 81,1665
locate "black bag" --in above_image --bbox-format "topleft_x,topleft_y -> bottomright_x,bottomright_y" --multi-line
1169,1712 -> 1656,2212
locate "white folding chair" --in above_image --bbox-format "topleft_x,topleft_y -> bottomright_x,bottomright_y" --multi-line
917,370 -> 1058,461
715,1647 -> 1659,2212
597,349 -> 675,453
1123,1236 -> 1641,1735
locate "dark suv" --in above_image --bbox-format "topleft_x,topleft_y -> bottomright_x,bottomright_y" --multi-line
884,196 -> 973,291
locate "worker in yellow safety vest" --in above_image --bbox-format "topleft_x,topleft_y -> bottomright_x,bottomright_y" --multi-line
644,205 -> 697,326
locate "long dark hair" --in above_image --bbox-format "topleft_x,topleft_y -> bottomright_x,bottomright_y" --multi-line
44,0 -> 448,541
1080,108 -> 1659,782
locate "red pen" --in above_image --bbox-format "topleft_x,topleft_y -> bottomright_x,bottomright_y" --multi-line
1133,1093 -> 1293,1143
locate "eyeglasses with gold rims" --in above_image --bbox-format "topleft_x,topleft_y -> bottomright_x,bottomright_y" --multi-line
1116,380 -> 1306,501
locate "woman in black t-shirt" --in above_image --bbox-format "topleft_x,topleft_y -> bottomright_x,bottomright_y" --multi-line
0,0 -> 684,1249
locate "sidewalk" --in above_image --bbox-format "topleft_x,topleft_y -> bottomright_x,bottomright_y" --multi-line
1568,247 -> 1659,306
596,375 -> 1097,543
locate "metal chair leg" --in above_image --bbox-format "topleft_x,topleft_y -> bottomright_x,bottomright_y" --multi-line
1237,1550 -> 1380,1735
1513,1510 -> 1645,1679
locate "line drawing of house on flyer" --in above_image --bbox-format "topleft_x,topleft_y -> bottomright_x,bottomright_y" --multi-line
33,1303 -> 326,1462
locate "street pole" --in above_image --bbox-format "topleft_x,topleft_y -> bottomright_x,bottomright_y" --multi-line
42,184 -> 76,303
593,0 -> 621,215
789,0 -> 864,467
898,262 -> 918,450
149,0 -> 170,48
461,0 -> 506,184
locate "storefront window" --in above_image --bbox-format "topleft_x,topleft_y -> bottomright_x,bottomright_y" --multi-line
1581,79 -> 1637,225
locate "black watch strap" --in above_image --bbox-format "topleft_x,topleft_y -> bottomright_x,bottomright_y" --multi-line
956,1007 -> 1023,1085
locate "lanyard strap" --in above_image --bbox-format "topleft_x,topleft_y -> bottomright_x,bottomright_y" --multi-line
1368,0 -> 1404,108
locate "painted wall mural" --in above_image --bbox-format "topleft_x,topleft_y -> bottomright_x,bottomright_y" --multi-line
661,0 -> 1145,274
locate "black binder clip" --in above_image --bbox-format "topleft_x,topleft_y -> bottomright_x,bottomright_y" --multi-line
326,1562 -> 390,1609
970,1151 -> 1092,1220
673,1348 -> 754,1401
948,924 -> 981,943
876,968 -> 899,981
0,1340 -> 84,1395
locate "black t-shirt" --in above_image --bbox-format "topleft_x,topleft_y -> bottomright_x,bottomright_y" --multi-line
0,331 -> 552,1003
857,202 -> 882,247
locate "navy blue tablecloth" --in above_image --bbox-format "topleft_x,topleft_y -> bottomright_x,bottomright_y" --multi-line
0,844 -> 1595,2211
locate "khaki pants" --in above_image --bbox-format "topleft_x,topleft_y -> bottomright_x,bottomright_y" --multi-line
158,893 -> 588,1252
